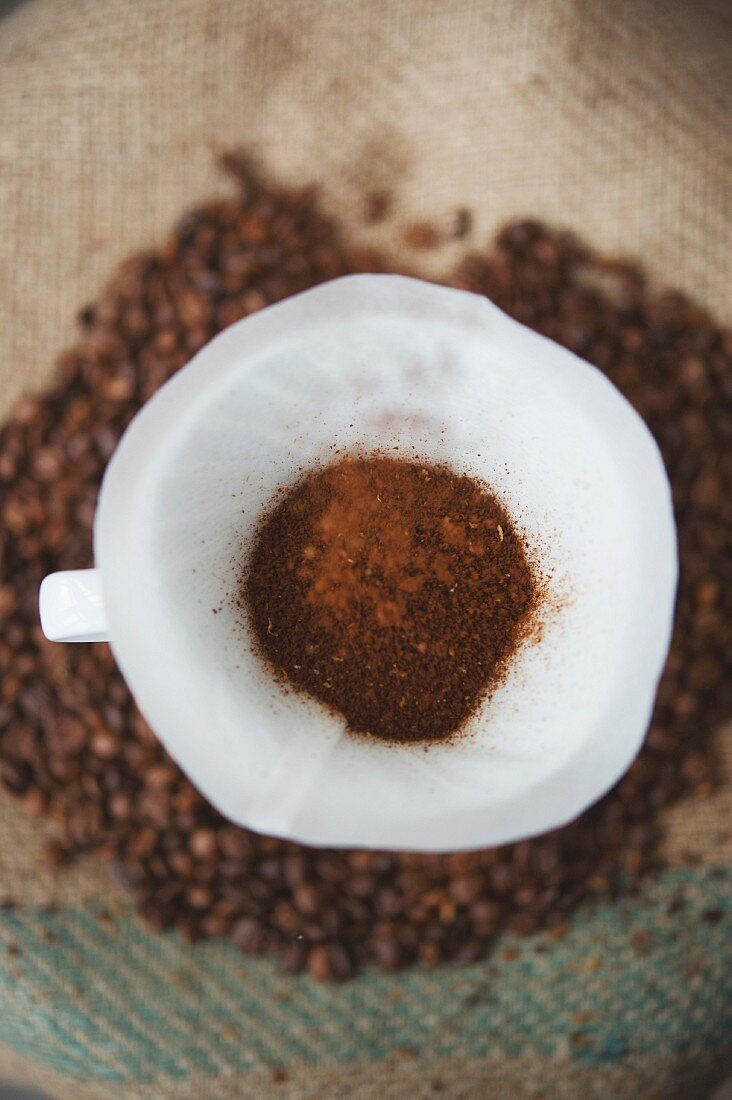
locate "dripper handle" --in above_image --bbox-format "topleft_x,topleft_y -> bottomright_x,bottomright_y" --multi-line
39,569 -> 110,643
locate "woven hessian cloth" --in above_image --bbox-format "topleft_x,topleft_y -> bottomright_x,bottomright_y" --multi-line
0,1 -> 730,1097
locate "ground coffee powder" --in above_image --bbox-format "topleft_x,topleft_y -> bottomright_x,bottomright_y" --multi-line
0,155 -> 729,979
244,455 -> 536,743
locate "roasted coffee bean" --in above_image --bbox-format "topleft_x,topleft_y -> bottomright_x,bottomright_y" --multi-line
449,874 -> 486,906
362,192 -> 390,224
371,935 -> 403,971
280,940 -> 308,974
231,917 -> 267,955
188,827 -> 218,861
0,153 -> 729,979
293,883 -> 322,916
306,942 -> 353,981
402,221 -> 440,250
305,944 -> 332,981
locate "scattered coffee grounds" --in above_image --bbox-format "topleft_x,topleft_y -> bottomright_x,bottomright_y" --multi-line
245,456 -> 536,743
0,155 -> 729,980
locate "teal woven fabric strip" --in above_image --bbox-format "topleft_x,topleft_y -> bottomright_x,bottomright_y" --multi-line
0,867 -> 729,1085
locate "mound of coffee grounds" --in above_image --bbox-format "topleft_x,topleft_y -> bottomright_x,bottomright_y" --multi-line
245,456 -> 536,743
0,155 -> 729,980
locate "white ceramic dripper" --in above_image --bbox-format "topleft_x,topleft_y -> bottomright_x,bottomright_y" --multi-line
39,275 -> 677,852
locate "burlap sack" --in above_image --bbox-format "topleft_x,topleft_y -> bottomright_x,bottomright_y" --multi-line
0,1 -> 730,1096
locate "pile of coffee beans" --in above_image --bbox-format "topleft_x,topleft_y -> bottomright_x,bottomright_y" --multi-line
0,156 -> 729,979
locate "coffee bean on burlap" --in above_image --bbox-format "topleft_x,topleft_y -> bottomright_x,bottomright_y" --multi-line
0,156 -> 729,978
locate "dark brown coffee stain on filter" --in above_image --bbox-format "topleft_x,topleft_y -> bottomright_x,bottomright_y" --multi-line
243,455 -> 538,743
0,156 -> 729,979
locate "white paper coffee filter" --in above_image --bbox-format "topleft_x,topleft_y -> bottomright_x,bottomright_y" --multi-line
95,275 -> 677,851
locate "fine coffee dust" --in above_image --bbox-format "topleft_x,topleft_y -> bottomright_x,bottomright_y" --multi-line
0,155 -> 729,980
243,455 -> 537,744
